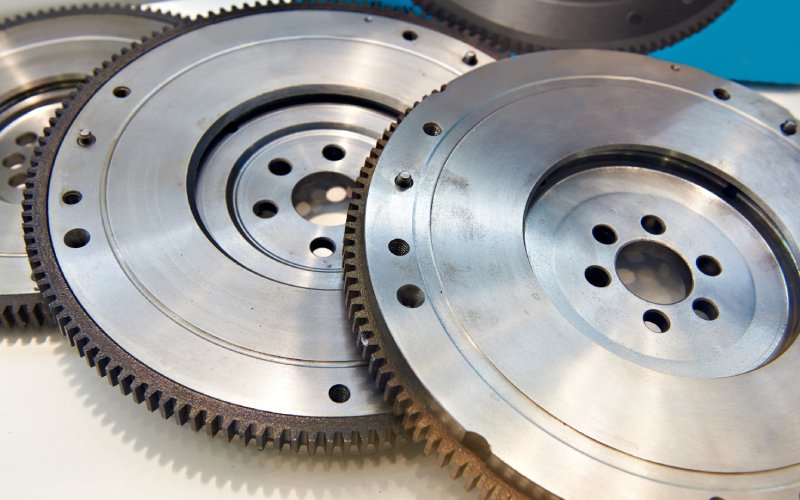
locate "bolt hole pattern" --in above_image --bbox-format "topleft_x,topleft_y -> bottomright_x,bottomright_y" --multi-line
397,284 -> 425,308
8,172 -> 26,189
693,298 -> 720,321
592,224 -> 618,245
268,158 -> 292,176
423,122 -> 442,136
64,228 -> 90,248
62,191 -> 83,205
15,132 -> 37,146
322,144 -> 345,162
641,215 -> 666,235
388,239 -> 411,256
113,86 -> 131,98
328,384 -> 351,403
696,255 -> 722,276
585,266 -> 611,288
402,30 -> 418,41
3,153 -> 24,168
643,310 -> 670,333
714,88 -> 731,101
253,200 -> 278,219
310,237 -> 336,258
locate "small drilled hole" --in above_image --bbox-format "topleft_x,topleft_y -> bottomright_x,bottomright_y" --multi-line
268,158 -> 292,176
8,173 -> 26,189
402,30 -> 418,41
388,239 -> 410,256
62,191 -> 82,205
310,237 -> 336,258
15,132 -> 37,146
113,86 -> 131,98
328,384 -> 350,403
643,310 -> 670,333
423,122 -> 442,136
64,228 -> 90,248
693,298 -> 719,321
397,284 -> 425,308
696,255 -> 722,276
627,11 -> 643,24
585,266 -> 611,288
322,144 -> 345,162
714,88 -> 731,100
592,224 -> 617,245
3,153 -> 24,168
253,200 -> 278,219
641,215 -> 666,235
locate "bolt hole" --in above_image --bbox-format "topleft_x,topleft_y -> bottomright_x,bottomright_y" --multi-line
462,51 -> 478,66
328,384 -> 351,403
322,144 -> 346,162
641,215 -> 666,235
8,173 -> 26,189
310,237 -> 336,258
693,298 -> 719,321
64,228 -> 90,248
423,122 -> 442,136
643,310 -> 670,333
402,30 -> 418,41
397,284 -> 425,308
62,191 -> 82,205
713,88 -> 731,101
268,158 -> 292,176
113,86 -> 131,98
781,119 -> 798,136
585,266 -> 611,288
77,131 -> 95,147
3,153 -> 24,168
696,255 -> 722,276
253,200 -> 278,219
592,224 -> 618,245
15,132 -> 37,146
627,11 -> 643,24
388,239 -> 411,256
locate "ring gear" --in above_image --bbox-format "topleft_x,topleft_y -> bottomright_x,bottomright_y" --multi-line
25,3 -> 499,452
0,4 -> 181,328
414,0 -> 735,53
346,49 -> 800,496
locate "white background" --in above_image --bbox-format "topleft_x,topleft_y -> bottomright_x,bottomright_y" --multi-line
0,1 -> 798,499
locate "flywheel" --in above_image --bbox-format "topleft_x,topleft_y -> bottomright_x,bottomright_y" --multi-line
414,0 -> 735,53
346,49 -> 800,496
24,4 -> 498,451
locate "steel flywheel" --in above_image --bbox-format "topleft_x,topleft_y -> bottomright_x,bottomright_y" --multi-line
24,2 -> 498,452
0,4 -> 180,328
346,50 -> 800,496
414,0 -> 735,53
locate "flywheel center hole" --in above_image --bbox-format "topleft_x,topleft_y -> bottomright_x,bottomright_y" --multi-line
616,241 -> 693,305
291,172 -> 355,227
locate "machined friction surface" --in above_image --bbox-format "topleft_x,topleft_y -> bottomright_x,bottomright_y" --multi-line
346,50 -> 800,496
0,4 -> 181,328
25,3 -> 498,452
414,0 -> 735,53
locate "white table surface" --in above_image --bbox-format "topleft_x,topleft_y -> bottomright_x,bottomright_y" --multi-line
0,1 -> 798,499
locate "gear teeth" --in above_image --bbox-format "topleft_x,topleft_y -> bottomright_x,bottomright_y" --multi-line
413,0 -> 735,54
0,3 -> 185,31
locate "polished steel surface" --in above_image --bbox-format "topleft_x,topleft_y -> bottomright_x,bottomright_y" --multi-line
39,8 -> 494,435
416,0 -> 734,52
0,8 -> 174,301
359,50 -> 800,496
